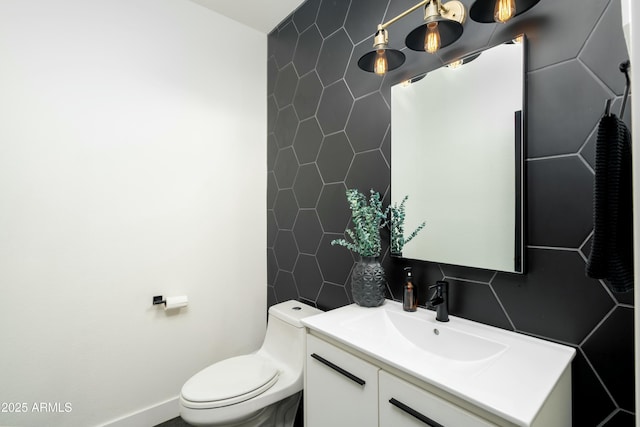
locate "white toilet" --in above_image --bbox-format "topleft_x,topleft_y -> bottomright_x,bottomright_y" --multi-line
179,300 -> 323,427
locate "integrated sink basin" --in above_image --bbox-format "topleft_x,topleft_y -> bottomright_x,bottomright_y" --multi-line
342,308 -> 508,363
302,300 -> 576,426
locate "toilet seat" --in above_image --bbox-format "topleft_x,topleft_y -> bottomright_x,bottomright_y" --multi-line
181,355 -> 280,409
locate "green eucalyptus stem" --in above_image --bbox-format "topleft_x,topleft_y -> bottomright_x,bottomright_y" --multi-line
331,189 -> 386,257
389,195 -> 426,255
331,190 -> 426,258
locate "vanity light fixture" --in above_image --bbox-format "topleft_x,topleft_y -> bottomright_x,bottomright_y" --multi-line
358,28 -> 407,75
469,0 -> 541,23
358,0 -> 539,75
446,52 -> 482,69
357,0 -> 466,74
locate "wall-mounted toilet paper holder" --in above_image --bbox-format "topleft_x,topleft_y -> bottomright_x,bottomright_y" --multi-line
153,295 -> 189,310
152,295 -> 166,306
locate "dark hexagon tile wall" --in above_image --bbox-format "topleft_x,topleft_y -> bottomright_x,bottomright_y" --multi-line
526,156 -> 594,247
580,0 -> 630,96
345,150 -> 390,194
572,350 -> 617,425
273,146 -> 298,189
274,105 -> 299,148
273,189 -> 298,229
274,64 -> 298,109
316,80 -> 353,134
582,307 -> 635,411
346,92 -> 390,152
293,117 -> 323,163
292,0 -> 320,32
293,71 -> 323,120
527,60 -> 612,157
272,21 -> 298,69
293,26 -> 323,77
446,279 -> 513,330
294,254 -> 324,300
316,29 -> 353,86
293,163 -> 323,208
316,182 -> 350,232
316,0 -> 351,38
267,0 -> 634,424
316,132 -> 354,183
273,230 -> 298,271
492,249 -> 615,345
293,209 -> 323,254
274,270 -> 299,301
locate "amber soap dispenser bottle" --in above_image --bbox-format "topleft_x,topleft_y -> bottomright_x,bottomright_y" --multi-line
403,267 -> 417,312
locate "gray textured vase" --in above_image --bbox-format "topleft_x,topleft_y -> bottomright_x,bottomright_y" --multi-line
351,256 -> 386,307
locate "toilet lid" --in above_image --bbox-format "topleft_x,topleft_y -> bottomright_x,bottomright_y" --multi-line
181,355 -> 279,407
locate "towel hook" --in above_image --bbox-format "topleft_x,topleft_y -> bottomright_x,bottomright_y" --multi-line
619,60 -> 631,118
604,98 -> 613,116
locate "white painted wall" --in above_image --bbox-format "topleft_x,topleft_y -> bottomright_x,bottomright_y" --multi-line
624,0 -> 640,423
0,1 -> 267,426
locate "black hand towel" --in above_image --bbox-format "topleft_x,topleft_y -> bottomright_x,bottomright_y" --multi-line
586,113 -> 634,292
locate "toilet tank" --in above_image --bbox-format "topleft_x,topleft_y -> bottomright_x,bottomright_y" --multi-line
259,300 -> 323,372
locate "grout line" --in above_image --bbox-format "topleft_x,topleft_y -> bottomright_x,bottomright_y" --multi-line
526,152 -> 578,162
579,305 -> 615,347
442,275 -> 493,285
487,282 -> 517,331
578,345 -> 620,420
527,245 -> 581,252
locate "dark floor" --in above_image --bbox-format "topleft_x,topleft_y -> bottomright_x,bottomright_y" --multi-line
155,405 -> 304,427
155,417 -> 189,427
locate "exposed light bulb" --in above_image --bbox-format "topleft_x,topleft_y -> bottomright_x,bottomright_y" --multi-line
424,22 -> 441,54
494,0 -> 516,23
448,59 -> 463,69
373,49 -> 388,75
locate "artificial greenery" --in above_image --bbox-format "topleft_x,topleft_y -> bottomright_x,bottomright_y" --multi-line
389,195 -> 426,255
331,189 -> 426,258
331,189 -> 387,257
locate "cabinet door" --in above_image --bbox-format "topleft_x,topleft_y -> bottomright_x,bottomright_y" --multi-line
306,334 -> 379,427
379,371 -> 496,427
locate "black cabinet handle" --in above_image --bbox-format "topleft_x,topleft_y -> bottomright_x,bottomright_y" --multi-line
310,353 -> 366,386
389,398 -> 445,427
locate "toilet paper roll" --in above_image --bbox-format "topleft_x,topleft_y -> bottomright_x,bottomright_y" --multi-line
164,295 -> 188,310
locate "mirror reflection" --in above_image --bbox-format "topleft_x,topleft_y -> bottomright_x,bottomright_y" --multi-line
391,38 -> 525,273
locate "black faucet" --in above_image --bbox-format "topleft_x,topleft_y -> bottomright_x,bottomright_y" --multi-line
429,281 -> 449,322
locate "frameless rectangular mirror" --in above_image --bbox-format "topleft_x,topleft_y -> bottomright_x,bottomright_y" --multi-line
391,37 -> 525,273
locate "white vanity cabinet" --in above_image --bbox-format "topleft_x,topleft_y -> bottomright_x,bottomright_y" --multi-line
302,302 -> 575,427
305,334 -> 380,427
379,370 -> 495,427
305,333 -> 500,427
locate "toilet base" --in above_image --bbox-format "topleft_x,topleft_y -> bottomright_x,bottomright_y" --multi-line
181,392 -> 301,427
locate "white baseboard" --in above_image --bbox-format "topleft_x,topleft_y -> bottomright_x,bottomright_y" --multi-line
99,396 -> 180,427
